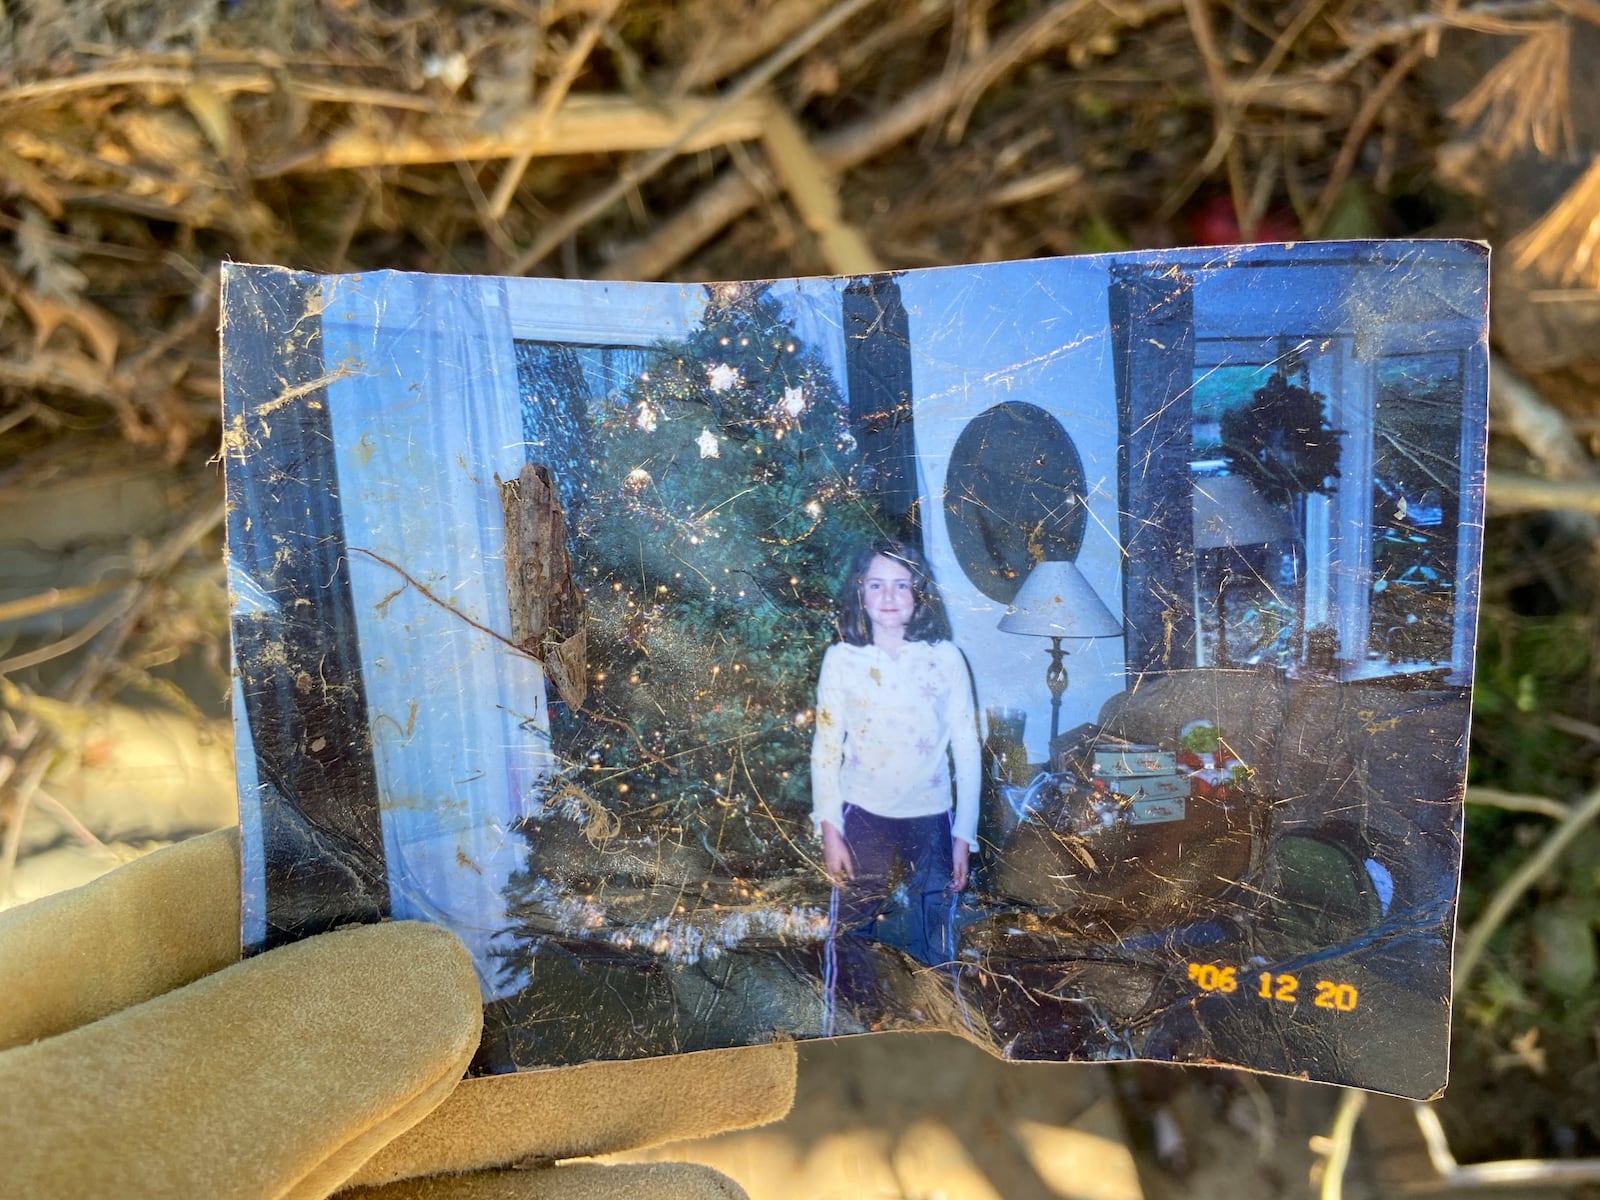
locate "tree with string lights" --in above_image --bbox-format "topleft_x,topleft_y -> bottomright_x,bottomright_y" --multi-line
538,281 -> 884,875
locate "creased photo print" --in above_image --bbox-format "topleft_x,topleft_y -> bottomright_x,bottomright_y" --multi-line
222,242 -> 1487,1097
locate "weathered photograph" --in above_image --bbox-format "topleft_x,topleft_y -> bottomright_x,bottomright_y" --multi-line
223,241 -> 1487,1096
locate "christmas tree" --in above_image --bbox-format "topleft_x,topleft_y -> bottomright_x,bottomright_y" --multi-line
523,281 -> 885,882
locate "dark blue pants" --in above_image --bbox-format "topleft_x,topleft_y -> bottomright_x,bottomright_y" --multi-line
835,804 -> 955,966
819,805 -> 965,1034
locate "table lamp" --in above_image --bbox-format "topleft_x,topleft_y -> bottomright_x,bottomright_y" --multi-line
998,560 -> 1122,743
1192,474 -> 1295,666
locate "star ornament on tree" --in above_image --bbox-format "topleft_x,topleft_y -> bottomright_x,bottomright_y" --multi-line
770,384 -> 808,440
706,363 -> 740,393
697,427 -> 720,458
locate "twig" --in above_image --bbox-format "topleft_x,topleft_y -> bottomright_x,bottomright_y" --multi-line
985,163 -> 1086,207
1154,0 -> 1336,222
54,496 -> 223,691
1427,0 -> 1465,56
506,0 -> 876,275
600,0 -> 1181,279
282,79 -> 469,114
1549,712 -> 1600,743
1490,357 -> 1599,480
257,93 -> 773,176
917,0 -> 970,157
1315,769 -> 1598,1195
0,63 -> 274,105
0,353 -> 140,434
1225,76 -> 1349,118
760,103 -> 883,275
1156,127 -> 1241,225
945,0 -> 1106,143
0,576 -> 131,626
0,717 -> 37,796
0,493 -> 225,902
31,787 -> 116,856
1409,1104 -> 1600,1187
1181,0 -> 1251,234
1446,20 -> 1573,160
489,0 -> 623,220
0,753 -> 52,904
827,0 -> 956,99
0,584 -> 139,674
1467,785 -> 1572,820
1453,781 -> 1600,992
1486,470 -> 1600,515
668,0 -> 835,94
450,156 -> 519,264
1315,1 -> 1559,83
1316,1089 -> 1367,1200
1510,153 -> 1600,289
1307,38 -> 1428,235
598,168 -> 762,280
1488,355 -> 1600,538
540,0 -> 627,124
0,402 -> 48,438
1251,0 -> 1335,81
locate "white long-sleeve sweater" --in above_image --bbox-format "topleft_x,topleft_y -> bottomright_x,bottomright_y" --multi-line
809,639 -> 981,851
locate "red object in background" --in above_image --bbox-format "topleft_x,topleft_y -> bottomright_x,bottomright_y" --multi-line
1177,747 -> 1247,799
1187,194 -> 1301,245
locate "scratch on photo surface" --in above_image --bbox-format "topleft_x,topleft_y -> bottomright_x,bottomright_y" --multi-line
372,698 -> 419,742
253,359 -> 363,419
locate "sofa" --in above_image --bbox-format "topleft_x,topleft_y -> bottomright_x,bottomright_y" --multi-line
984,667 -> 1469,938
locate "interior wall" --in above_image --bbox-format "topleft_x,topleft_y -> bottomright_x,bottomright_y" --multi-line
899,259 -> 1125,763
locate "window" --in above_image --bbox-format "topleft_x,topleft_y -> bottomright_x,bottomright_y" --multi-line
1189,335 -> 1481,683
1191,357 -> 1304,669
1365,353 -> 1463,671
516,342 -> 651,520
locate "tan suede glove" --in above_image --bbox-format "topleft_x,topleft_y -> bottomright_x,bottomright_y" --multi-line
0,829 -> 795,1199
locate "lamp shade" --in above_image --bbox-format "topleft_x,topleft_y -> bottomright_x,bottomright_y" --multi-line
1192,474 -> 1295,550
998,560 -> 1122,639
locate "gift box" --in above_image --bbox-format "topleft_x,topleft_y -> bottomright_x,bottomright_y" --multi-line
1091,744 -> 1178,778
1129,795 -> 1187,825
1122,773 -> 1191,802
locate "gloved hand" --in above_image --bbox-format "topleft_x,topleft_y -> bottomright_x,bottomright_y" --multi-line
0,829 -> 796,1199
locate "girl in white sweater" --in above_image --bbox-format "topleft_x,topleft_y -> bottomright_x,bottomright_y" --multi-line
811,538 -> 980,970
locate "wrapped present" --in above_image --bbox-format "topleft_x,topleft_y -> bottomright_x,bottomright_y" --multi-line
1177,720 -> 1254,799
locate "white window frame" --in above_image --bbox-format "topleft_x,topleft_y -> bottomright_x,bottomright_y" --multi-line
502,278 -> 704,346
1192,325 -> 1483,684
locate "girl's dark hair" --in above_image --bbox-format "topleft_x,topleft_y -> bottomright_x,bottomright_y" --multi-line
836,538 -> 951,646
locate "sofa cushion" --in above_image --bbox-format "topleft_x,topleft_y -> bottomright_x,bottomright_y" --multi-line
1096,669 -> 1468,887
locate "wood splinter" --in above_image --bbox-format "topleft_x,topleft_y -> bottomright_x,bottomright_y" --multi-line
499,463 -> 587,710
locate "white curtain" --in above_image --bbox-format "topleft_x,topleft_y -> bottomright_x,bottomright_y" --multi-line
321,272 -> 549,1000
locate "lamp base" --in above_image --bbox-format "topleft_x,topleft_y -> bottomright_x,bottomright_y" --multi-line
1044,636 -> 1069,744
